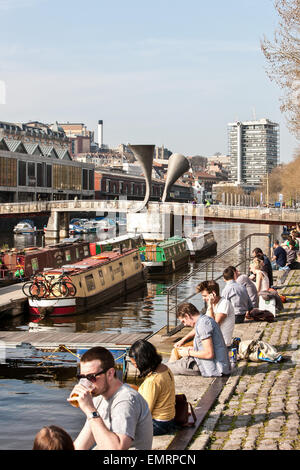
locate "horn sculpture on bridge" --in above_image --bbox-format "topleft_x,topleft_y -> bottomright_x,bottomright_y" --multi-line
128,144 -> 155,212
161,153 -> 190,203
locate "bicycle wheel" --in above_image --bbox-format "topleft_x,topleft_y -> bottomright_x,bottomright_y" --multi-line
51,281 -> 69,298
22,281 -> 33,297
64,282 -> 77,297
29,282 -> 41,298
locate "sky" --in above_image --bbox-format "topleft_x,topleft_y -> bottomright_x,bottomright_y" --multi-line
0,0 -> 298,162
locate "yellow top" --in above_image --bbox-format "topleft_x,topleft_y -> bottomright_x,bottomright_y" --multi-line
138,367 -> 175,421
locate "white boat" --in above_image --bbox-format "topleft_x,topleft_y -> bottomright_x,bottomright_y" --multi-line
13,220 -> 37,234
184,230 -> 217,259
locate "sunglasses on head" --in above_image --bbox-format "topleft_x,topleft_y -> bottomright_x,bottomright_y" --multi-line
76,367 -> 109,383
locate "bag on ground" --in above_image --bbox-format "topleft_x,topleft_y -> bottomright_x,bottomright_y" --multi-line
238,339 -> 282,363
174,393 -> 196,427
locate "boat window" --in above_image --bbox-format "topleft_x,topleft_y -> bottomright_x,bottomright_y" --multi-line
109,266 -> 114,280
31,258 -> 39,272
98,269 -> 105,286
76,248 -> 80,259
85,274 -> 95,291
65,250 -> 71,261
84,246 -> 89,256
133,254 -> 139,261
119,262 -> 125,276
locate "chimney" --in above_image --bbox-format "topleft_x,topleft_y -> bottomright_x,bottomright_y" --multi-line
98,120 -> 103,149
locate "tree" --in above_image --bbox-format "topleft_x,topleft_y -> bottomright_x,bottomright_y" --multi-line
261,0 -> 300,138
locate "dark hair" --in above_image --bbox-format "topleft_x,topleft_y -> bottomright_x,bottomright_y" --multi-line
289,240 -> 296,249
177,302 -> 199,318
255,252 -> 264,261
223,266 -> 235,280
80,347 -> 115,370
197,280 -> 220,296
129,340 -> 162,378
253,247 -> 263,256
33,425 -> 74,450
274,239 -> 280,245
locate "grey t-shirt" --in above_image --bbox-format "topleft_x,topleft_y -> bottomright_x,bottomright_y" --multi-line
193,315 -> 231,377
236,274 -> 258,308
92,383 -> 153,450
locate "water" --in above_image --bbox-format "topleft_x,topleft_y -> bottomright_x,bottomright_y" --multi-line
0,219 -> 283,449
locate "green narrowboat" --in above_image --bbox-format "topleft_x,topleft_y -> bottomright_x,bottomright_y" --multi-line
139,236 -> 190,274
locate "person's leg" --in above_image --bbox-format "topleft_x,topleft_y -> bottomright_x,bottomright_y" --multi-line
235,314 -> 246,324
167,357 -> 200,376
152,419 -> 176,436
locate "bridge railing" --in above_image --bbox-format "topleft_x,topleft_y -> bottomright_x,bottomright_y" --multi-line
165,232 -> 274,335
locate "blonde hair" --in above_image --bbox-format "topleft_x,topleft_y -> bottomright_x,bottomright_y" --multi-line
250,258 -> 263,271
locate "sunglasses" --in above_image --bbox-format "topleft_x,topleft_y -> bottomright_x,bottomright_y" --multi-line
76,368 -> 109,383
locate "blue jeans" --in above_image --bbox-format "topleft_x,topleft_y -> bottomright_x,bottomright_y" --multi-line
153,419 -> 176,436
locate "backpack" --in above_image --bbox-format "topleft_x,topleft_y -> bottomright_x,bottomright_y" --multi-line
238,340 -> 282,363
174,393 -> 196,427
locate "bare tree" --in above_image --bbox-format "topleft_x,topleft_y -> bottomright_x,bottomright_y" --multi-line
261,0 -> 300,138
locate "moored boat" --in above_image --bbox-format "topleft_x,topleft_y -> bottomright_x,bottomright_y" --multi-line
89,233 -> 145,255
13,219 -> 37,234
0,238 -> 91,284
184,230 -> 217,260
28,248 -> 146,317
139,236 -> 190,274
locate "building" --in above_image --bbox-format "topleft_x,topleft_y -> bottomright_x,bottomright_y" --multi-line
94,168 -> 193,203
58,122 -> 94,156
0,121 -> 94,202
228,118 -> 279,188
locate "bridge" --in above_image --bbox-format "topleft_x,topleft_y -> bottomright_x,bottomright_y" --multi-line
0,200 -> 298,240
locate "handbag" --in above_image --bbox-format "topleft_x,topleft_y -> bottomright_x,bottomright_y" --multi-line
174,393 -> 196,427
238,340 -> 282,363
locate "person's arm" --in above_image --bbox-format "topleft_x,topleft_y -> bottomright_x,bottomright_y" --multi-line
73,419 -> 96,450
256,271 -> 262,293
178,337 -> 214,360
205,294 -> 227,325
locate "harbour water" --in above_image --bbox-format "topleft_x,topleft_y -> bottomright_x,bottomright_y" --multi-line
0,220 -> 282,449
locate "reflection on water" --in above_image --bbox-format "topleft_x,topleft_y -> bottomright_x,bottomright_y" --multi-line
0,221 -> 283,449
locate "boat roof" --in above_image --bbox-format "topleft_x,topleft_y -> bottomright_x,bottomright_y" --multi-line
98,233 -> 143,245
44,249 -> 137,275
157,236 -> 186,248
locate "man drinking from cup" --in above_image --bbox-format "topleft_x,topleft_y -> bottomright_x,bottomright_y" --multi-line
68,346 -> 153,450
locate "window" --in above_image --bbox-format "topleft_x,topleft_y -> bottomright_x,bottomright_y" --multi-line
119,262 -> 125,276
31,258 -> 39,273
65,250 -> 71,261
85,274 -> 95,291
98,269 -> 105,286
109,266 -> 114,280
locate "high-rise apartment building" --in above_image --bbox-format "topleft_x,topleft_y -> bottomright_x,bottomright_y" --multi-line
228,118 -> 279,187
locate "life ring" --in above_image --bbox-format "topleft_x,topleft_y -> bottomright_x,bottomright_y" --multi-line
92,255 -> 110,260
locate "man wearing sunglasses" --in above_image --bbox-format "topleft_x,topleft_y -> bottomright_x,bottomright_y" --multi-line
68,346 -> 153,450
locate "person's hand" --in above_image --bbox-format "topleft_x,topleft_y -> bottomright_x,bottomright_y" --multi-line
207,292 -> 216,307
174,338 -> 185,348
177,347 -> 191,358
67,383 -> 95,414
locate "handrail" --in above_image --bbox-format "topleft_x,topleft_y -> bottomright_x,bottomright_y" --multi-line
166,232 -> 274,334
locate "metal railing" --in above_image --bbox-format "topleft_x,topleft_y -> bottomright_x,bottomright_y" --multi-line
166,232 -> 274,335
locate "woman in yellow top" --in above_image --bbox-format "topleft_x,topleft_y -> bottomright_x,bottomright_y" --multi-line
129,339 -> 176,436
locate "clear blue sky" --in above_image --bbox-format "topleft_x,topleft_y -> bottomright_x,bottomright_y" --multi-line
0,0 -> 298,162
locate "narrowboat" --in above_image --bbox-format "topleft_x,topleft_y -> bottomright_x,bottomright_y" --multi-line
28,248 -> 146,317
139,236 -> 190,274
0,238 -> 91,284
185,230 -> 217,260
89,233 -> 145,256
